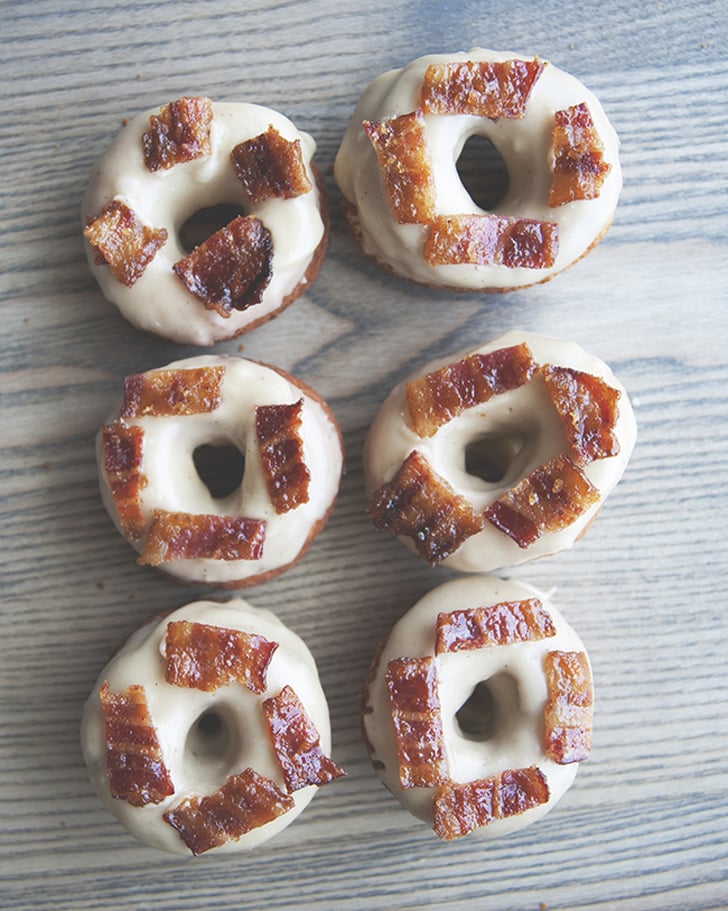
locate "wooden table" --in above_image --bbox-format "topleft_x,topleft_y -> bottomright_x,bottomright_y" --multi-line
2,2 -> 727,908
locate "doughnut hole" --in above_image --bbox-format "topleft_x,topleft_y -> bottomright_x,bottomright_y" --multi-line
456,135 -> 510,212
464,430 -> 528,485
184,705 -> 241,778
179,202 -> 247,252
455,672 -> 519,743
193,442 -> 246,500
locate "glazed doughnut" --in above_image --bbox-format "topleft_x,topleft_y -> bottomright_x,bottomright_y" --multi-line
365,330 -> 636,572
361,575 -> 592,840
81,598 -> 344,855
335,48 -> 621,291
98,354 -> 343,587
83,96 -> 327,345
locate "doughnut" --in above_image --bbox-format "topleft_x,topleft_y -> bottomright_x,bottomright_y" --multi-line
364,330 -> 636,572
98,354 -> 343,587
82,96 -> 327,345
81,598 -> 345,855
361,575 -> 593,840
334,49 -> 621,291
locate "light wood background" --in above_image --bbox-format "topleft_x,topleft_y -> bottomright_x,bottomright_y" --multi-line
2,2 -> 727,909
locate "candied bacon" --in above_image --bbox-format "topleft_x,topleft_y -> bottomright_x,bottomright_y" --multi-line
421,58 -> 545,119
549,103 -> 611,207
142,96 -> 213,172
164,620 -> 277,694
83,201 -> 167,287
100,681 -> 174,807
172,215 -> 273,317
435,598 -> 555,655
255,400 -> 311,514
363,110 -> 436,224
163,768 -> 294,855
120,365 -> 224,418
138,510 -> 266,566
424,214 -> 559,270
544,650 -> 593,764
231,125 -> 312,202
405,343 -> 535,437
368,450 -> 484,566
101,422 -> 146,539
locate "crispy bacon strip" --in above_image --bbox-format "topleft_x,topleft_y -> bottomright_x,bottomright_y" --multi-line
385,657 -> 448,789
101,422 -> 146,538
255,400 -> 311,514
163,768 -> 294,855
484,454 -> 600,548
436,598 -> 555,654
363,110 -> 436,224
120,365 -> 224,418
100,681 -> 174,807
433,767 -> 549,840
549,103 -> 611,207
368,450 -> 484,565
164,620 -> 277,694
544,650 -> 593,764
173,215 -> 273,317
421,58 -> 545,118
263,685 -> 345,792
406,343 -> 535,437
138,510 -> 266,566
424,214 -> 559,270
142,96 -> 213,172
231,125 -> 312,202
83,201 -> 167,287
543,366 -> 621,466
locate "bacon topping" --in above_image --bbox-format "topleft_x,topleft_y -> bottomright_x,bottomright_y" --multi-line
101,423 -> 146,539
163,768 -> 294,855
172,215 -> 273,317
544,650 -> 593,764
368,450 -> 484,565
164,620 -> 277,694
421,59 -> 545,119
433,767 -> 549,840
264,685 -> 345,792
484,454 -> 600,548
549,103 -> 611,207
120,366 -> 224,418
543,366 -> 621,466
138,511 -> 266,566
142,96 -> 213,172
100,681 -> 174,807
385,657 -> 448,789
255,400 -> 311,514
83,201 -> 167,287
424,214 -> 559,270
436,598 -> 555,654
363,110 -> 436,224
406,343 -> 535,437
231,125 -> 312,202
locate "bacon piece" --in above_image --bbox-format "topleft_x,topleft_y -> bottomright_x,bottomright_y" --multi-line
255,400 -> 311,514
544,650 -> 593,764
164,620 -> 277,694
424,214 -> 559,270
543,366 -> 621,466
549,103 -> 611,207
172,215 -> 273,317
421,58 -> 545,118
101,422 -> 146,538
368,450 -> 484,565
100,681 -> 174,807
406,343 -> 534,437
120,365 -> 224,418
385,657 -> 448,789
433,767 -> 549,840
363,110 -> 436,224
436,598 -> 555,654
164,768 -> 294,855
83,201 -> 167,287
142,96 -> 213,172
263,685 -> 345,792
138,511 -> 266,566
484,454 -> 600,547
231,125 -> 312,202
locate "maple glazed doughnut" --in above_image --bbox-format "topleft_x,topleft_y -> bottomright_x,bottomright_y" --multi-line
361,575 -> 593,840
365,330 -> 636,572
335,49 -> 621,290
83,96 -> 327,345
98,354 -> 343,587
81,599 -> 344,855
